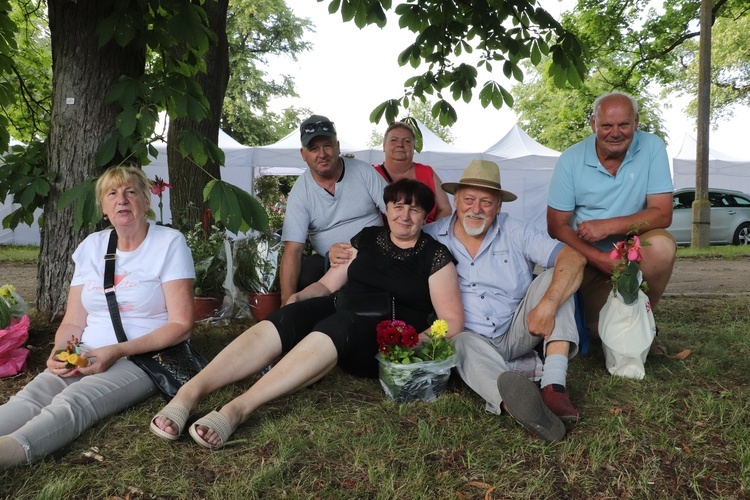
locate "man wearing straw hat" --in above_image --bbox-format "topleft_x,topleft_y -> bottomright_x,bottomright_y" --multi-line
423,159 -> 586,442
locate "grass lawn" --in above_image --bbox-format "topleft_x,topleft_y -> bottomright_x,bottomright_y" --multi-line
1,294 -> 749,499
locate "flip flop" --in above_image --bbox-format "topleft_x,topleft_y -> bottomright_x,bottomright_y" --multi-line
149,402 -> 190,442
497,371 -> 566,442
188,410 -> 236,450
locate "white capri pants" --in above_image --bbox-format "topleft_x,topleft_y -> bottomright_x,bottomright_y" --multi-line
0,356 -> 156,463
453,268 -> 580,415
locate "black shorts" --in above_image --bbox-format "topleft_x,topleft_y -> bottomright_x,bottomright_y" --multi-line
266,296 -> 380,378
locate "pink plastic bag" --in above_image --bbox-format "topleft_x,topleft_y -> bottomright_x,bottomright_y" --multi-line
0,315 -> 30,377
0,347 -> 29,377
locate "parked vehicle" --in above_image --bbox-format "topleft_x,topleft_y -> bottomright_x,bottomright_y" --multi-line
667,188 -> 750,245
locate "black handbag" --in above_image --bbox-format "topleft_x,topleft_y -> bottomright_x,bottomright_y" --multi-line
103,230 -> 207,400
334,290 -> 395,320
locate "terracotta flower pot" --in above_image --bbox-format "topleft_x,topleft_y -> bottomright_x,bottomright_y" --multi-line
247,292 -> 281,321
194,296 -> 223,321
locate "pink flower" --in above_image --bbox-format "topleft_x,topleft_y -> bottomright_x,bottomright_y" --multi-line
627,235 -> 643,262
150,176 -> 172,195
609,241 -> 626,262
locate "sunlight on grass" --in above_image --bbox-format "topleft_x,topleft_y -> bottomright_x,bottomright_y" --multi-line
677,245 -> 750,259
0,245 -> 39,262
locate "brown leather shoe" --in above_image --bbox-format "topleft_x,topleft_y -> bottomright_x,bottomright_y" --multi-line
497,372 -> 566,442
648,336 -> 667,358
540,384 -> 580,423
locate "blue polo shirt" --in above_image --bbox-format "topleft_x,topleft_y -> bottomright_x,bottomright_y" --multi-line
547,130 -> 673,251
423,213 -> 562,338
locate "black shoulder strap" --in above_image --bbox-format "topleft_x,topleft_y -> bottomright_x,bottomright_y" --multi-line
104,230 -> 128,344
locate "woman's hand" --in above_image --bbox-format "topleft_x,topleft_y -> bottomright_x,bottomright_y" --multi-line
47,349 -> 80,378
77,344 -> 124,376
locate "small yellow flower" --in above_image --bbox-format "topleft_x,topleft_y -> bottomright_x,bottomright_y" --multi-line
0,284 -> 15,299
430,319 -> 448,339
57,351 -> 70,361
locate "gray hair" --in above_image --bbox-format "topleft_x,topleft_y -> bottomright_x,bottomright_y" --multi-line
592,91 -> 639,122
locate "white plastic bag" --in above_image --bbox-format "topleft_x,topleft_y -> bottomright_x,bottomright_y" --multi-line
598,290 -> 656,380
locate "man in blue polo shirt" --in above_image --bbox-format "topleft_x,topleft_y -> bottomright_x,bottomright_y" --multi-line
547,91 -> 676,355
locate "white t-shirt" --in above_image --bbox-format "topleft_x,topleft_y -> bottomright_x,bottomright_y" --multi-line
71,224 -> 194,349
282,157 -> 387,255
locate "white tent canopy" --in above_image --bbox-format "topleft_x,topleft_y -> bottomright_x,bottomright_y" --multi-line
481,125 -> 561,230
672,133 -> 750,193
1,123 -> 562,245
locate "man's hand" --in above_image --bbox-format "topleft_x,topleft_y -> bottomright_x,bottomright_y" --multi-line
576,220 -> 610,243
328,243 -> 354,267
526,300 -> 557,339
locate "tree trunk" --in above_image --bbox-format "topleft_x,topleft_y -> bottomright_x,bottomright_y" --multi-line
41,0 -> 145,318
168,0 -> 229,231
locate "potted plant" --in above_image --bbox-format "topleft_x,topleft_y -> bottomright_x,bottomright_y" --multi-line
232,231 -> 282,321
184,222 -> 228,320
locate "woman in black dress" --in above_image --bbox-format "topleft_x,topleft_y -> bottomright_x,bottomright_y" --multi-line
150,179 -> 464,449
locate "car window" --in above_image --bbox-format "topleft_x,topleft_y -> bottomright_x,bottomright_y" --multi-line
730,195 -> 750,207
673,192 -> 695,209
708,192 -> 730,207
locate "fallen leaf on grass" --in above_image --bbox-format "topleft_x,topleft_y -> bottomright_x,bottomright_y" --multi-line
457,481 -> 496,499
609,404 -> 634,416
70,447 -> 104,465
669,349 -> 692,359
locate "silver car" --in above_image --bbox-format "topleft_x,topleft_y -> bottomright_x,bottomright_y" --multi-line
667,188 -> 750,245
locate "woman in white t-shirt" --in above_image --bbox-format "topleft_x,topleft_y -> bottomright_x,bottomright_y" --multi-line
0,166 -> 194,468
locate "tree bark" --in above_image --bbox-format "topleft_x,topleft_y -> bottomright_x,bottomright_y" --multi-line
41,0 -> 145,317
168,0 -> 229,231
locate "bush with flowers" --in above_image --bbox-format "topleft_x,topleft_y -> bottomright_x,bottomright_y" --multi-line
376,319 -> 456,402
0,284 -> 31,377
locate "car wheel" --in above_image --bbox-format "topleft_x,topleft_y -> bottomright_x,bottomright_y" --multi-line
733,222 -> 750,245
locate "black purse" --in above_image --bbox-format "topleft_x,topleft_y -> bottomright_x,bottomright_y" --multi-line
334,290 -> 395,320
103,230 -> 207,400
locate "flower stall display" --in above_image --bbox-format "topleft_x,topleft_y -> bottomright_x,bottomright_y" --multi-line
0,284 -> 31,378
599,227 -> 656,380
184,221 -> 231,320
376,319 -> 457,402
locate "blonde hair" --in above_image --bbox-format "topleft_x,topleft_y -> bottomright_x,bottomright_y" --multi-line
95,165 -> 151,211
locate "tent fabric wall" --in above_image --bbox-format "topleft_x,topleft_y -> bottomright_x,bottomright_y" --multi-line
481,125 -> 561,230
672,134 -> 750,193
1,123 -> 562,245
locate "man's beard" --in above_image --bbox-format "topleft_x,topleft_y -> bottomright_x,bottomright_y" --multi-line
461,213 -> 487,236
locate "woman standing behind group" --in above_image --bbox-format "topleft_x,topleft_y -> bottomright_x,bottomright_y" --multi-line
375,121 -> 452,223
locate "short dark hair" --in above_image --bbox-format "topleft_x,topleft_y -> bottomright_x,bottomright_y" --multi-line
383,178 -> 435,215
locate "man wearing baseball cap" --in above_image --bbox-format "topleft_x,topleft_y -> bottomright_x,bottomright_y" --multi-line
422,159 -> 585,442
279,114 -> 387,305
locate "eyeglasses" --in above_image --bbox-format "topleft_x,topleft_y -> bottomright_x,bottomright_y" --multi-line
302,120 -> 335,134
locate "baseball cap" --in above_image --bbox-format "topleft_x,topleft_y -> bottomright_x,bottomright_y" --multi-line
300,114 -> 337,147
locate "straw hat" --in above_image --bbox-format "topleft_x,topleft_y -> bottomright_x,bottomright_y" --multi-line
441,160 -> 517,202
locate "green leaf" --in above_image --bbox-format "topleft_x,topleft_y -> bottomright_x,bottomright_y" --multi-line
57,178 -> 100,231
203,180 -> 268,234
95,135 -> 118,167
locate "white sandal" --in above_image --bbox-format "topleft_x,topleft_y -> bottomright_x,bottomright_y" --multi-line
149,402 -> 190,442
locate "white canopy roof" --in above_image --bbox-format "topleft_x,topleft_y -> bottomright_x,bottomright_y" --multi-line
672,133 -> 750,193
481,125 -> 561,230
